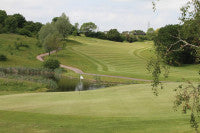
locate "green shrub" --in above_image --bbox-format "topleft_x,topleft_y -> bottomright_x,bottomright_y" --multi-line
0,54 -> 7,61
43,59 -> 60,70
17,28 -> 32,37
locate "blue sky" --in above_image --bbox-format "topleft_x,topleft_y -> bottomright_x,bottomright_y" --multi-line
0,0 -> 187,32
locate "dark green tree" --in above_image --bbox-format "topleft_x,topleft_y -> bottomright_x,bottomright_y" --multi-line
0,10 -> 7,25
4,16 -> 18,33
107,29 -> 123,42
13,13 -> 26,28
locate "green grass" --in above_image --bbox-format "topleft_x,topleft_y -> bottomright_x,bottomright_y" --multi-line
0,34 -> 44,67
0,83 -> 196,133
49,36 -> 199,81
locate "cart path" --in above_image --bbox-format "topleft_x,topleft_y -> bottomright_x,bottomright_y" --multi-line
36,50 -> 152,82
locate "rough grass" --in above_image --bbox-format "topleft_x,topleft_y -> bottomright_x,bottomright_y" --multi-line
0,34 -> 44,67
49,36 -> 199,81
0,83 -> 196,133
0,78 -> 46,95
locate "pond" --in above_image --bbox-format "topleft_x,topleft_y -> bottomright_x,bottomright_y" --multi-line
55,76 -> 114,92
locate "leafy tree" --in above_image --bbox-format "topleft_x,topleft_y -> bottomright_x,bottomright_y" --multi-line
33,22 -> 43,33
54,13 -> 72,39
43,32 -> 61,56
154,24 -> 198,66
0,10 -> 7,25
150,0 -> 200,132
71,22 -> 80,36
43,58 -> 60,70
52,17 -> 59,23
107,29 -> 123,42
13,13 -> 26,28
24,21 -> 35,33
39,23 -> 57,44
146,28 -> 155,40
80,22 -> 97,34
4,16 -> 18,33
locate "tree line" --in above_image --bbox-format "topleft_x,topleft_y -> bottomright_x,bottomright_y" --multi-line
0,10 -> 43,37
78,22 -> 156,42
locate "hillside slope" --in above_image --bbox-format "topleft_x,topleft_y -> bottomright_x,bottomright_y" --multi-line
0,34 -> 44,67
49,36 -> 199,81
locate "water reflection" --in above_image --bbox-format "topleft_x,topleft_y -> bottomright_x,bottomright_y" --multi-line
56,76 -> 111,92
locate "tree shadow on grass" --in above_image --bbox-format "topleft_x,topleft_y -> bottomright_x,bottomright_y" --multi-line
66,39 -> 83,46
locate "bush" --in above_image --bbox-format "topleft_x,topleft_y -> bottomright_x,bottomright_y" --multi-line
0,54 -> 7,61
43,59 -> 60,70
17,28 -> 32,37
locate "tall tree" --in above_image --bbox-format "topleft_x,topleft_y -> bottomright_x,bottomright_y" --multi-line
43,32 -> 61,56
80,22 -> 97,34
39,23 -> 57,45
54,13 -> 72,39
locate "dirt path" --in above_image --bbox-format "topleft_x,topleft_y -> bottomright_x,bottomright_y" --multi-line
36,51 -> 152,82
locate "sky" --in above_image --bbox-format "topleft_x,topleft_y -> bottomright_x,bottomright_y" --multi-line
0,0 -> 188,32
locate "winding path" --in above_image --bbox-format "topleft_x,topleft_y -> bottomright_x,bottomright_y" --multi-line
36,50 -> 152,82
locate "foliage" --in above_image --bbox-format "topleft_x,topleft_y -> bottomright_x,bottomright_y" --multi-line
154,24 -> 199,66
13,13 -> 26,28
43,32 -> 62,55
0,10 -> 7,25
0,54 -> 7,61
0,10 -> 42,36
54,13 -> 72,39
150,1 -> 200,132
43,58 -> 60,70
147,56 -> 169,95
107,29 -> 123,42
17,28 -> 32,37
173,81 -> 200,132
4,16 -> 18,33
146,28 -> 156,40
71,22 -> 80,36
80,22 -> 97,34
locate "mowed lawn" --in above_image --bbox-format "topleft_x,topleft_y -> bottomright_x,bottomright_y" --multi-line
50,36 -> 199,81
0,83 -> 195,133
